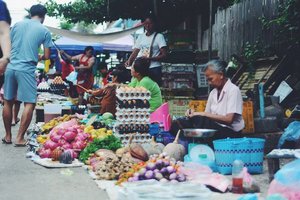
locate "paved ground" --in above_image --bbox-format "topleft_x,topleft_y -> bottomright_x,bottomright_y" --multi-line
0,105 -> 284,200
0,105 -> 109,200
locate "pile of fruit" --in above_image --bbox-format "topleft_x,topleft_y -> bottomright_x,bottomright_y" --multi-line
41,114 -> 72,133
38,123 -> 90,159
84,126 -> 113,140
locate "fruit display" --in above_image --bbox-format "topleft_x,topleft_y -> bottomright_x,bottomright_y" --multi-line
41,114 -> 72,133
117,153 -> 186,185
37,81 -> 50,92
38,124 -> 91,160
114,86 -> 151,145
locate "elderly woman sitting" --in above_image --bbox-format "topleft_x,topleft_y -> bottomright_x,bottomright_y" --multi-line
170,60 -> 245,140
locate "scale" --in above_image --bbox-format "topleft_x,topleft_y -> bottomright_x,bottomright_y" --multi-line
182,129 -> 217,170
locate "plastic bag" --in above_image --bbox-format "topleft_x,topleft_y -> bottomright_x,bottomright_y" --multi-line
268,159 -> 300,200
66,71 -> 78,84
278,121 -> 300,148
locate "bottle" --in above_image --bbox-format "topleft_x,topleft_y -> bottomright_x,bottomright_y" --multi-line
232,159 -> 244,194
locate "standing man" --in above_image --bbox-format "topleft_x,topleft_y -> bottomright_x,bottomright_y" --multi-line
2,4 -> 52,146
0,0 -> 11,83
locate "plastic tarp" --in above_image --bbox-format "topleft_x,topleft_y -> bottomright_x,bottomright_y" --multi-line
47,25 -> 141,52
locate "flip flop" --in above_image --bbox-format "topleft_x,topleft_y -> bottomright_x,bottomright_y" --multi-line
2,138 -> 12,144
12,118 -> 20,126
14,142 -> 27,147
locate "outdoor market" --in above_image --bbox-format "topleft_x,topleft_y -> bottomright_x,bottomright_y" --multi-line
0,0 -> 300,200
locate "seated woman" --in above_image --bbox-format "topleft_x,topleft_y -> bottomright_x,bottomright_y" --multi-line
87,69 -> 125,116
128,57 -> 162,112
170,60 -> 245,140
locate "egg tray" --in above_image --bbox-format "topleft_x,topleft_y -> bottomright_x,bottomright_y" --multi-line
117,99 -> 150,110
37,88 -> 51,93
115,132 -> 152,145
113,123 -> 150,135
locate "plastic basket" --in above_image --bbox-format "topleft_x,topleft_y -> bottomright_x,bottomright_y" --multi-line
213,137 -> 265,174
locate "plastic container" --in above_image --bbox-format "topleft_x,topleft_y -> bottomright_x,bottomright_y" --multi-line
213,137 -> 265,174
232,159 -> 244,194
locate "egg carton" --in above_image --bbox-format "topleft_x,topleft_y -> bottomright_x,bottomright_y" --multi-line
115,111 -> 150,122
115,133 -> 152,145
117,99 -> 150,110
116,93 -> 151,100
116,107 -> 150,112
113,123 -> 150,135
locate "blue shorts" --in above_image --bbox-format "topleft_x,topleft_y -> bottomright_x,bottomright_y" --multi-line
4,68 -> 37,103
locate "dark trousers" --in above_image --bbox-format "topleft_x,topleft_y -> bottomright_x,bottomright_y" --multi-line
170,116 -> 242,148
149,66 -> 162,87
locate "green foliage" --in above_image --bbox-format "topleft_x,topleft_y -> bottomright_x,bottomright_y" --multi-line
261,0 -> 300,48
59,20 -> 74,30
79,135 -> 122,162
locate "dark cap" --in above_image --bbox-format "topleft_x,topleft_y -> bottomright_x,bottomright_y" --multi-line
30,4 -> 47,18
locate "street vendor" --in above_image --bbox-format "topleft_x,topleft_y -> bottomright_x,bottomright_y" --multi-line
87,69 -> 126,116
128,57 -> 162,113
170,60 -> 245,139
60,46 -> 95,105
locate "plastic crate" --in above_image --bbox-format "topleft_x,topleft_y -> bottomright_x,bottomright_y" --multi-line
196,65 -> 208,88
189,100 -> 208,112
166,96 -> 193,117
213,137 -> 265,174
242,101 -> 255,133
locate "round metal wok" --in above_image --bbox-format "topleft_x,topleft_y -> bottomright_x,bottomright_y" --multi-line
182,129 -> 216,138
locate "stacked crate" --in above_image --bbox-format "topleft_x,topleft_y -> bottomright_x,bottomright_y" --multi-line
162,63 -> 195,117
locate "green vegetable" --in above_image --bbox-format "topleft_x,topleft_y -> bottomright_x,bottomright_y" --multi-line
102,112 -> 114,120
79,135 -> 122,162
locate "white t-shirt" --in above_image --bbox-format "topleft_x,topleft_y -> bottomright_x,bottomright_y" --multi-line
205,79 -> 245,132
134,32 -> 167,69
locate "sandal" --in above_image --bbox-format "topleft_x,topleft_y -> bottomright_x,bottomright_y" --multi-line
2,138 -> 12,144
12,118 -> 20,126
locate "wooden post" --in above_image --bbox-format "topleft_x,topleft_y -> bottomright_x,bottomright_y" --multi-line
208,0 -> 213,60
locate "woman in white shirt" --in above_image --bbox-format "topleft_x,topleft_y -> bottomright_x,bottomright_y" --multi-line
170,60 -> 245,140
125,15 -> 167,86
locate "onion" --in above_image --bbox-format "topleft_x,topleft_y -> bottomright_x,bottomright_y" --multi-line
146,162 -> 156,171
168,173 -> 177,180
159,178 -> 168,183
63,131 -> 77,142
176,173 -> 186,182
144,170 -> 154,179
154,172 -> 163,180
163,160 -> 170,167
132,176 -> 139,181
166,166 -> 175,174
153,169 -> 160,173
133,172 -> 140,178
160,167 -> 168,175
155,159 -> 163,169
170,179 -> 178,184
128,177 -> 133,182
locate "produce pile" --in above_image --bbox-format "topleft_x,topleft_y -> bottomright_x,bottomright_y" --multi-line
41,114 -> 72,133
38,119 -> 90,159
117,153 -> 186,185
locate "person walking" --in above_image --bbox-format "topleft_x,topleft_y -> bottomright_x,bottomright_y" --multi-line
125,14 -> 167,86
2,4 -> 52,146
0,0 -> 11,86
